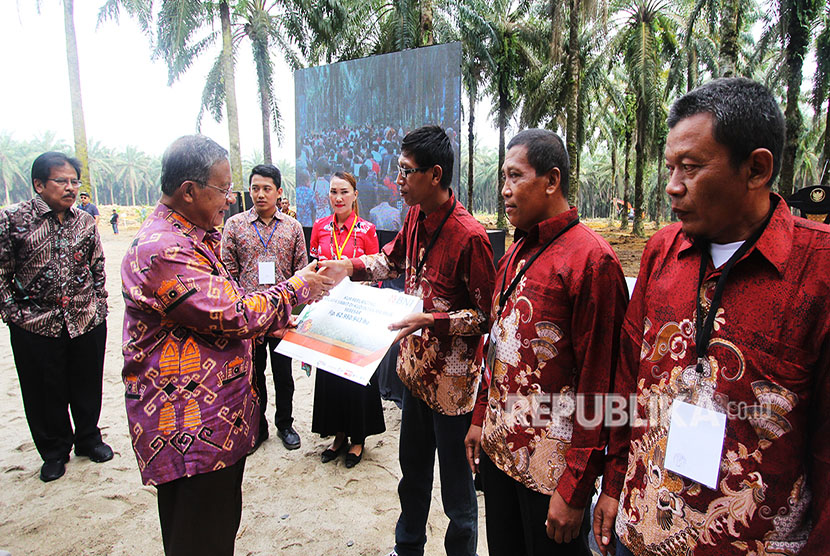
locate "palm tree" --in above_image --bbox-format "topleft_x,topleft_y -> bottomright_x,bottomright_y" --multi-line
0,136 -> 30,206
611,0 -> 677,237
812,3 -> 830,185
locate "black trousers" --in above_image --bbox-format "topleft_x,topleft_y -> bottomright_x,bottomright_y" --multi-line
156,457 -> 246,556
9,321 -> 106,462
479,451 -> 592,556
252,338 -> 294,432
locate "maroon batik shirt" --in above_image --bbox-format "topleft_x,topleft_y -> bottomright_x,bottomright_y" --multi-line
605,195 -> 830,555
351,193 -> 496,415
122,204 -> 311,486
221,208 -> 308,295
471,208 -> 628,506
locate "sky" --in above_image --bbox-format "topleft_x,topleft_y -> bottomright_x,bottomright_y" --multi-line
0,2 -> 497,162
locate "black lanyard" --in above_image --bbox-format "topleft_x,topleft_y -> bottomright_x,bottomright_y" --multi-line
496,217 -> 580,320
694,202 -> 776,374
413,197 -> 457,281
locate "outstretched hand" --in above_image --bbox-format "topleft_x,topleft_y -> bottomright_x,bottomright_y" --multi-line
388,312 -> 434,343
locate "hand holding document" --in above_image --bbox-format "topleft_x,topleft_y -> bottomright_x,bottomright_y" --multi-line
276,279 -> 423,385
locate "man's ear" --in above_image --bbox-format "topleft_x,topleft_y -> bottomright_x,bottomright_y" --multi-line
33,180 -> 45,195
745,148 -> 775,191
545,167 -> 561,196
180,180 -> 198,203
431,165 -> 443,187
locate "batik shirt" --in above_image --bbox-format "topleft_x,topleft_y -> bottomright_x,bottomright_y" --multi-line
0,196 -> 106,338
310,212 -> 379,261
605,195 -> 830,555
221,208 -> 308,295
351,193 -> 496,415
471,209 -> 627,505
121,204 -> 311,486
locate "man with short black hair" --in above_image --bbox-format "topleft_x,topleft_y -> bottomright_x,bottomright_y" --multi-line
0,151 -> 112,482
596,77 -> 830,556
321,125 -> 496,556
465,129 -> 627,556
122,135 -> 333,555
222,164 -> 308,451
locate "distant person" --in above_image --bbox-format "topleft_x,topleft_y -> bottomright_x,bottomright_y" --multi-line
280,197 -> 296,219
110,209 -> 119,234
222,164 -> 308,452
309,172 -> 383,468
314,159 -> 332,220
356,164 -> 378,216
369,188 -> 403,231
597,78 -> 830,556
121,135 -> 333,556
0,151 -> 112,482
296,169 -> 314,226
464,129 -> 627,555
78,191 -> 99,224
320,126 -> 496,556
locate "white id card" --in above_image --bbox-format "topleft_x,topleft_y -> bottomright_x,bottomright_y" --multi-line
258,261 -> 276,284
664,400 -> 726,490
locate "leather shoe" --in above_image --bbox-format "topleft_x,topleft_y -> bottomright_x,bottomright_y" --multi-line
277,426 -> 301,450
75,442 -> 114,463
40,457 -> 68,482
345,448 -> 363,469
321,440 -> 346,463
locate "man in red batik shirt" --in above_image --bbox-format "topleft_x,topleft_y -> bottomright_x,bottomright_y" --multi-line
594,78 -> 830,556
464,129 -> 628,556
321,125 -> 496,556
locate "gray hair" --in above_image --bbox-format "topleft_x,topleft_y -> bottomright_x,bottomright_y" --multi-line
160,135 -> 229,196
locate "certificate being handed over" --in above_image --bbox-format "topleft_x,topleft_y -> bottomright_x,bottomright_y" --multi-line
276,280 -> 423,385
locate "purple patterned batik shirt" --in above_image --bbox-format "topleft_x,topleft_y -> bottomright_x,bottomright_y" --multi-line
121,204 -> 311,486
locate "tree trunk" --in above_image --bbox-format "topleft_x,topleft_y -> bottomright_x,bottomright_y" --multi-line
130,175 -> 136,206
467,83 -> 476,212
621,128 -> 631,229
632,101 -> 645,237
610,138 -> 617,225
1,176 -> 9,206
780,0 -> 813,199
687,48 -> 697,92
63,0 -> 93,198
220,2 -> 245,208
654,139 -> 665,226
253,40 -> 273,165
566,0 -> 580,206
497,74 -> 508,228
718,0 -> 741,77
420,0 -> 434,46
822,97 -> 830,186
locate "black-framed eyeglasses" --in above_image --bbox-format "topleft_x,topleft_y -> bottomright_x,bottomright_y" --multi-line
47,178 -> 83,188
194,180 -> 237,199
397,165 -> 431,178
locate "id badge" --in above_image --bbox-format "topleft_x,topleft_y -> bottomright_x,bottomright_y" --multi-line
664,399 -> 726,489
258,261 -> 276,284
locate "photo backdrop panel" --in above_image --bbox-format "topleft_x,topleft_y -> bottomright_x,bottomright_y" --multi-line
294,43 -> 462,229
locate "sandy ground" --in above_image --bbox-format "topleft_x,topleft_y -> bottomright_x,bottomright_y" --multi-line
0,225 -> 492,556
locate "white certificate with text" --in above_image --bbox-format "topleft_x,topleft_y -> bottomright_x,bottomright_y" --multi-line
276,280 -> 423,385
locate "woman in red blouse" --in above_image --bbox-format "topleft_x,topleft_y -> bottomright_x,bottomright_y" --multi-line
309,172 -> 385,468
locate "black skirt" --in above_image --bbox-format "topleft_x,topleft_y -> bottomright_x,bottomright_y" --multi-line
311,368 -> 386,442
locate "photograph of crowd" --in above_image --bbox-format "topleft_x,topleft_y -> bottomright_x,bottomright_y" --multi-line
294,44 -> 461,229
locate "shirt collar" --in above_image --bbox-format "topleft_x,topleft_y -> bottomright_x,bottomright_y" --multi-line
678,193 -> 792,276
419,190 -> 456,234
157,202 -> 208,242
332,211 -> 358,231
524,207 -> 579,245
33,195 -> 77,221
246,207 -> 284,225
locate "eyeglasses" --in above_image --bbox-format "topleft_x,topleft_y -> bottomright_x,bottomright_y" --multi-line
397,165 -> 431,178
195,180 -> 237,199
47,178 -> 83,188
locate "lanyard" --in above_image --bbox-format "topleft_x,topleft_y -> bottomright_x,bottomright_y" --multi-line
694,201 -> 776,374
413,197 -> 457,281
331,214 -> 357,260
496,217 -> 579,320
253,219 -> 277,250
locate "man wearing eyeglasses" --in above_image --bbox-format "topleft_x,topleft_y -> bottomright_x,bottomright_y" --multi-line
121,135 -> 334,556
0,151 -> 112,483
320,125 -> 496,556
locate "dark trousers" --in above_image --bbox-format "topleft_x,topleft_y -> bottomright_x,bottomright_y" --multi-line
252,338 -> 294,432
9,321 -> 106,461
395,387 -> 477,556
156,457 -> 246,556
479,451 -> 592,556
616,538 -> 634,556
